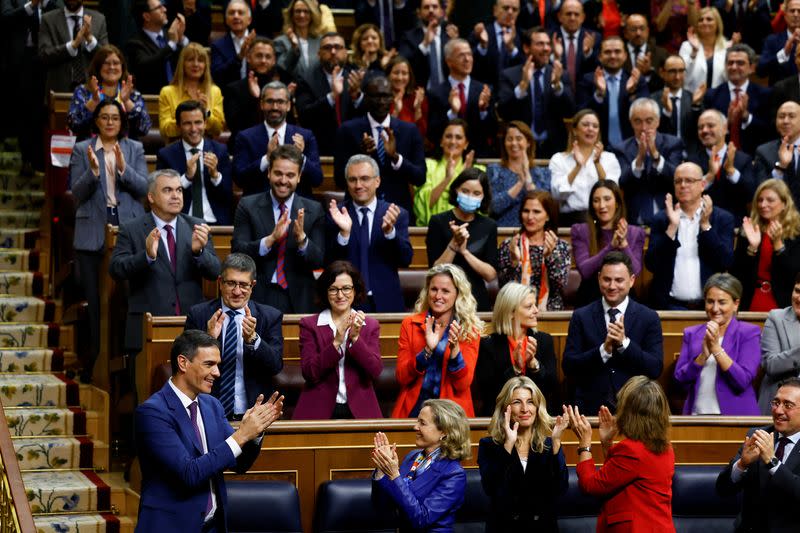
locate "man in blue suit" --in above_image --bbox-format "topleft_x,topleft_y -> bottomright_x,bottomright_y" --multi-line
327,155 -> 413,312
562,251 -> 663,414
210,0 -> 253,89
157,100 -> 233,225
135,329 -> 283,533
184,253 -> 283,419
233,81 -> 322,198
757,0 -> 800,84
334,76 -> 426,221
554,0 -> 600,94
468,0 -> 525,88
645,162 -> 735,310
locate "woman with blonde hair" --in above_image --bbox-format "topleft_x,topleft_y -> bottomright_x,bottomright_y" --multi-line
569,376 -> 675,532
679,6 -> 730,92
158,43 -> 225,140
372,399 -> 470,532
476,283 -> 557,415
273,0 -> 333,78
478,376 -> 568,532
392,264 -> 484,418
733,178 -> 800,311
349,23 -> 396,72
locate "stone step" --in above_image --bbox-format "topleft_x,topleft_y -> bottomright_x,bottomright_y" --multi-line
0,348 -> 64,373
0,373 -> 79,407
5,407 -> 86,437
0,249 -> 40,272
0,191 -> 45,211
0,323 -> 61,349
0,229 -> 40,249
23,470 -> 111,514
33,513 -> 133,533
0,210 -> 41,229
0,170 -> 43,192
0,296 -> 54,322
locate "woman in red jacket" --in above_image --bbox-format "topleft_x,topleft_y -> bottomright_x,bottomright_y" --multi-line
569,376 -> 675,532
392,264 -> 484,418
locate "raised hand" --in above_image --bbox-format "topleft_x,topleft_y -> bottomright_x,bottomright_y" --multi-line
86,76 -> 101,110
524,335 -> 538,370
474,22 -> 489,48
552,405 -> 569,443
371,440 -> 399,479
347,69 -> 365,100
593,67 -> 606,97
738,434 -> 761,467
381,203 -> 400,234
191,223 -> 211,254
778,136 -> 794,169
267,207 -> 291,247
87,145 -> 100,176
767,220 -> 784,248
625,68 -> 641,94
384,127 -> 398,160
478,84 -> 491,111
503,405 -> 519,452
206,308 -> 226,338
293,208 -> 306,244
519,54 -> 534,93
636,51 -> 653,75
661,89 -> 673,115
333,311 -> 352,349
203,151 -> 218,177
593,141 -> 604,163
328,199 -> 353,236
448,85 -> 461,115
582,31 -> 595,56
266,130 -> 281,156
543,229 -> 557,257
146,227 -> 161,260
186,150 -> 201,180
120,75 -> 134,104
447,320 -> 462,357
551,33 -> 564,60
566,405 -> 592,448
752,429 -> 776,465
424,314 -> 446,352
723,143 -> 736,177
502,25 -> 516,52
350,310 -> 366,343
445,23 -> 459,40
741,216 -> 761,249
242,305 -> 257,343
572,141 -> 587,167
692,82 -> 707,106
687,26 -> 700,52
598,405 -> 617,444
464,149 -> 475,169
423,18 -> 439,46
509,233 -> 523,267
413,86 -> 425,113
664,193 -> 681,227
247,71 -> 260,98
331,65 -> 344,97
551,60 -> 563,87
360,132 -> 377,154
113,142 -> 126,174
379,48 -> 398,70
699,194 -> 713,228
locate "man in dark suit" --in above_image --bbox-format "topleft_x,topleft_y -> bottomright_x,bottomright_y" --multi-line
295,31 -> 365,155
688,109 -> 756,222
622,13 -> 668,93
554,0 -> 600,95
757,0 -> 800,85
233,81 -> 322,198
754,102 -> 800,204
327,155 -> 413,312
516,0 -> 559,33
427,38 -> 495,157
354,0 -> 418,49
135,330 -> 282,533
231,145 -> 325,313
578,36 -> 648,149
109,169 -> 221,359
497,26 -> 574,158
334,76 -> 427,220
184,253 -> 283,420
770,44 -> 800,121
210,0 -> 253,90
562,251 -> 663,414
613,97 -> 685,225
38,0 -> 108,94
717,377 -> 800,532
252,0 -> 283,38
126,0 -> 187,95
165,0 -> 210,46
704,44 -> 771,156
396,0 -> 450,90
645,162 -> 735,310
469,0 -> 525,87
717,0 -> 772,53
653,55 -> 703,155
157,100 -> 233,225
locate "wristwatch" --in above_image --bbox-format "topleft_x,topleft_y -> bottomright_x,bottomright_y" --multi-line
768,456 -> 780,468
577,446 -> 592,454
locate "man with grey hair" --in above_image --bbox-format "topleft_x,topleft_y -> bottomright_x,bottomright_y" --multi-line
184,253 -> 283,419
233,80 -> 322,197
210,0 -> 254,88
613,97 -> 685,225
687,109 -> 756,221
645,162 -> 735,309
327,154 -> 412,312
110,168 -> 221,361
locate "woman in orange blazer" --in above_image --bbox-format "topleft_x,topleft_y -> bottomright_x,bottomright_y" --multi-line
392,264 -> 484,418
569,376 -> 675,532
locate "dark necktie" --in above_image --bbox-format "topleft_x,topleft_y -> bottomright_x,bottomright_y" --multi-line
532,70 -> 545,134
776,436 -> 791,461
70,15 -> 85,86
429,36 -> 440,88
358,207 -> 371,291
633,45 -> 641,64
376,126 -> 386,166
188,401 -> 213,515
380,0 -> 394,48
566,34 -> 577,92
189,147 -> 204,219
608,308 -> 620,323
70,14 -> 81,39
670,96 -> 680,136
275,203 -> 288,289
164,224 -> 180,314
156,33 -> 174,82
215,310 -> 238,417
28,7 -> 40,48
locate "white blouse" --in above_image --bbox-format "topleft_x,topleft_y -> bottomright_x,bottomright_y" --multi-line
549,151 -> 621,213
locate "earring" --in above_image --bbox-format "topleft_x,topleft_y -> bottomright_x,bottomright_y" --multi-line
440,435 -> 446,441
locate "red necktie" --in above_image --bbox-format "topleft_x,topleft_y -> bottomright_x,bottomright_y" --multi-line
457,82 -> 466,118
539,0 -> 546,24
714,152 -> 721,181
275,203 -> 288,289
729,87 -> 742,149
567,34 -> 577,93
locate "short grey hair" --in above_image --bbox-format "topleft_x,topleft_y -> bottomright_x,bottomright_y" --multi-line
221,252 -> 257,279
344,154 -> 380,180
147,168 -> 180,193
703,272 -> 743,301
699,108 -> 727,128
227,0 -> 252,16
444,38 -> 470,60
629,97 -> 660,120
260,81 -> 289,100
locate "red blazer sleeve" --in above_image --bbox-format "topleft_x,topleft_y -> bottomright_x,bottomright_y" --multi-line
576,439 -> 641,497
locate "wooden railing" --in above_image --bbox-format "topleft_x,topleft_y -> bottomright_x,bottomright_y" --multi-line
0,402 -> 35,533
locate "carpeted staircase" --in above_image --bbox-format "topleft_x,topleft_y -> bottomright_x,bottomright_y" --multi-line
0,147 -> 134,532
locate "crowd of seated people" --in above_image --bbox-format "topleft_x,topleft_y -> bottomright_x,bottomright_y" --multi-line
5,0 -> 800,420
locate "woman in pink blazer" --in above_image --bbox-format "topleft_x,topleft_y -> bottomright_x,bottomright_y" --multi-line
293,261 -> 384,419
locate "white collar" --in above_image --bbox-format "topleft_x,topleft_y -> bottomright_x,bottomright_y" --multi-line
367,113 -> 391,129
317,308 -> 333,326
182,139 -> 204,152
679,203 -> 703,219
264,121 -> 287,139
353,197 -> 378,212
448,75 -> 470,88
269,191 -> 294,211
706,144 -> 726,158
168,377 -> 197,408
728,80 -> 749,94
65,6 -> 84,17
152,212 -> 178,229
220,300 -> 246,315
602,296 -> 629,316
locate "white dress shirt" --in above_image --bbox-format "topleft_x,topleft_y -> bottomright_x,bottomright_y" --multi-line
367,113 -> 404,170
693,335 -> 722,415
599,296 -> 631,362
230,30 -> 250,79
670,205 -> 703,301
549,151 -> 621,213
180,139 -> 223,223
64,6 -> 98,56
316,309 -> 350,404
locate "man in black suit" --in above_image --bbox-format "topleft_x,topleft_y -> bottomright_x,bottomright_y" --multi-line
622,13 -> 668,93
469,0 -> 525,87
754,101 -> 800,201
704,43 -> 771,156
327,155 -> 413,312
614,97 -> 685,225
653,54 -> 703,155
554,0 -> 600,95
717,0 -> 772,53
109,168 -> 221,363
717,377 -> 800,532
233,81 -> 322,198
231,145 -> 324,313
688,109 -> 756,222
428,38 -> 495,156
295,31 -> 365,155
210,0 -> 253,90
354,0 -> 418,49
396,0 -> 450,90
184,253 -> 283,420
252,0 -> 283,38
757,0 -> 800,85
516,0 -> 559,33
577,36 -> 648,149
334,76 -> 427,219
644,162 -> 735,310
562,251 -> 663,414
126,0 -> 188,95
498,26 -> 574,158
156,100 -> 233,225
770,44 -> 800,121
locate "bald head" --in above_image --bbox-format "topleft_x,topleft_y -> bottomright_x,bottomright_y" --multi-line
776,101 -> 800,140
558,0 -> 584,33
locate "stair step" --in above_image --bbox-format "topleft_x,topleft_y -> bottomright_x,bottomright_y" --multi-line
0,296 -> 54,322
0,191 -> 45,211
0,323 -> 60,348
0,373 -> 79,407
0,229 -> 40,249
5,407 -> 86,437
78,385 -> 110,443
0,170 -> 43,192
0,248 -> 40,271
0,348 -> 63,373
0,152 -> 22,170
13,436 -> 94,470
0,272 -> 43,296
0,210 -> 41,229
23,470 -> 111,514
33,513 -> 131,533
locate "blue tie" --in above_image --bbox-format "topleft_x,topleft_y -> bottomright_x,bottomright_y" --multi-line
358,207 -> 371,290
215,310 -> 238,416
376,126 -> 386,166
156,33 -> 174,82
532,70 -> 545,134
607,75 -> 622,147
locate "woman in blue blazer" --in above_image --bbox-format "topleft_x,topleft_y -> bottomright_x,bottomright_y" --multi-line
372,399 -> 470,532
674,273 -> 762,415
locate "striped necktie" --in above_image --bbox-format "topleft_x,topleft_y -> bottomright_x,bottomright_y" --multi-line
215,310 -> 238,416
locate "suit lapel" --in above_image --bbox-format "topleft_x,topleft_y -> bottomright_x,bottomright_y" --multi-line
163,383 -> 203,455
592,300 -> 607,339
175,215 -> 194,277
142,214 -> 172,274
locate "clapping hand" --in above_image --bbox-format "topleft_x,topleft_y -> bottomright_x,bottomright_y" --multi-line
381,203 -> 400,234
597,405 -> 617,445
604,312 -> 625,353
447,320 -> 462,357
87,145 -> 100,177
242,305 -> 257,344
566,405 -> 593,448
551,405 -> 569,453
372,432 -> 399,480
191,223 -> 211,254
664,193 -> 681,229
293,208 -> 306,244
207,308 -> 226,338
611,218 -> 628,249
350,310 -> 366,343
738,434 -> 761,467
113,142 -> 127,174
699,194 -> 713,229
328,199 -> 353,237
146,227 -> 161,260
503,405 -> 519,452
237,392 -> 284,444
424,314 -> 446,352
509,233 -> 523,267
767,220 -> 785,249
543,229 -> 557,257
741,216 -> 761,250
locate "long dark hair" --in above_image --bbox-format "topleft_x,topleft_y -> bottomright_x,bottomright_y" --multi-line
586,180 -> 626,256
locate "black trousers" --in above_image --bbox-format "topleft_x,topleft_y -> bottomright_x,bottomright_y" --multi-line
75,249 -> 104,381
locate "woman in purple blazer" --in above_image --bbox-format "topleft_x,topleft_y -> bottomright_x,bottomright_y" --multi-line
674,273 -> 762,415
293,260 -> 384,419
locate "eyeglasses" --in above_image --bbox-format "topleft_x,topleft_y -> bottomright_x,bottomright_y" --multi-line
320,44 -> 345,51
328,286 -> 354,296
221,279 -> 253,291
262,98 -> 288,106
673,178 -> 704,186
770,399 -> 799,411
